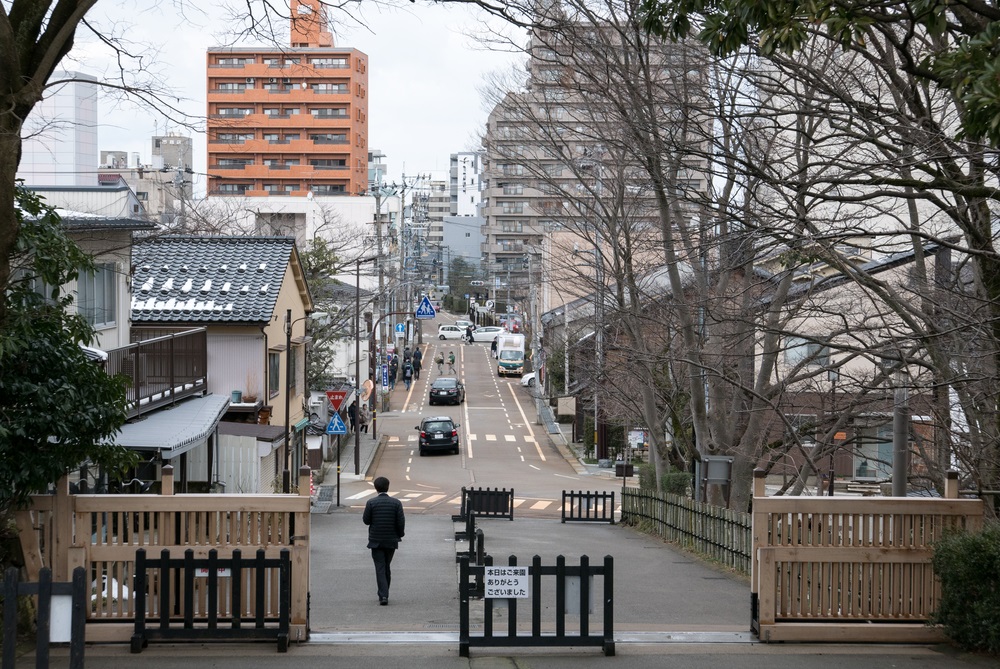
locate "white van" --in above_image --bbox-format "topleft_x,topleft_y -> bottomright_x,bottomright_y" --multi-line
437,325 -> 463,340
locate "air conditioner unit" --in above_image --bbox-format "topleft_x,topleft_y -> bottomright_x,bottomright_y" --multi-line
268,78 -> 277,83
245,77 -> 255,84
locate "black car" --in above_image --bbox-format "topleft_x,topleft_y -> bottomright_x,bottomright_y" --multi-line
415,416 -> 461,456
429,377 -> 465,405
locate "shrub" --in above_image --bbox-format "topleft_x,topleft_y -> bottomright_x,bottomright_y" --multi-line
638,463 -> 691,496
931,524 -> 1000,654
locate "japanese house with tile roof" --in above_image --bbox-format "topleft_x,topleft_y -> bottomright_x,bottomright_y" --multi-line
131,235 -> 314,493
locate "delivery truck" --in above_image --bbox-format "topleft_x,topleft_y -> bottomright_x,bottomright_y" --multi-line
496,333 -> 526,377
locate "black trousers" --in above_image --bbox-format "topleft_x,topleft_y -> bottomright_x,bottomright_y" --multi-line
371,546 -> 396,600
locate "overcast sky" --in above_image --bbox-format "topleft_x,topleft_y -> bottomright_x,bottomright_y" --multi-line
70,1 -> 525,194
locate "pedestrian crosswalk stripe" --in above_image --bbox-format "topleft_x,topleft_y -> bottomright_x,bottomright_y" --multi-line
524,436 -> 535,442
468,434 -> 477,441
485,434 -> 497,441
423,494 -> 446,503
346,491 -> 376,500
408,435 -> 417,441
505,435 -> 516,442
388,436 -> 399,442
530,501 -> 550,510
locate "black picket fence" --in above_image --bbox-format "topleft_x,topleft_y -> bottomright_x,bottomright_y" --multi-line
3,567 -> 86,669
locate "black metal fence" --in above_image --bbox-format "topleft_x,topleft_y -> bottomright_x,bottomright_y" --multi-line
3,567 -> 86,669
131,548 -> 291,653
621,489 -> 752,574
561,490 -> 616,524
459,554 -> 614,657
454,487 -> 515,521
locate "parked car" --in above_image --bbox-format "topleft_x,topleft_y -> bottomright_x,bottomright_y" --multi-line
429,377 -> 465,405
455,319 -> 473,329
520,372 -> 536,387
469,325 -> 506,342
415,416 -> 461,456
438,324 -> 464,340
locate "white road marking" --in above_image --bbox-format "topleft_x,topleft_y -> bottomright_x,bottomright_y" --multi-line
554,473 -> 579,480
485,434 -> 497,441
505,435 -> 516,442
507,384 -> 546,461
468,434 -> 477,441
529,464 -> 540,470
531,501 -> 551,510
423,494 -> 446,503
346,491 -> 375,500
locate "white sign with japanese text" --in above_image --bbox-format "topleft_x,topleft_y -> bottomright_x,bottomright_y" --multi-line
484,566 -> 530,598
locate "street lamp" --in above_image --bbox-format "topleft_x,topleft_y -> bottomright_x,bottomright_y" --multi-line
354,255 -> 380,476
573,244 -> 605,460
282,308 -> 319,493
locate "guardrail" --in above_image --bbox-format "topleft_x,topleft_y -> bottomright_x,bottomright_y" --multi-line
562,490 -> 616,524
131,548 -> 291,652
459,554 -> 614,657
453,487 -> 514,521
3,567 -> 86,669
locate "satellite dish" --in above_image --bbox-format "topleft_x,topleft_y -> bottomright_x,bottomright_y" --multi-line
361,379 -> 374,401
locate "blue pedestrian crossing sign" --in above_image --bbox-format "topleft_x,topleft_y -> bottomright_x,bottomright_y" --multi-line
326,413 -> 347,435
415,295 -> 436,319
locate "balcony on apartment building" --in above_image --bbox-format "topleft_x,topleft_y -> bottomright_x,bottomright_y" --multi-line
103,328 -> 208,420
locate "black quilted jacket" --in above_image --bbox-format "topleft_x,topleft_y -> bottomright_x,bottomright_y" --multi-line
363,493 -> 405,548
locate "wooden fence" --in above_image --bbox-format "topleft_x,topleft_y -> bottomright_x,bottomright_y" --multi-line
14,465 -> 311,644
621,488 -> 752,574
751,469 -> 983,643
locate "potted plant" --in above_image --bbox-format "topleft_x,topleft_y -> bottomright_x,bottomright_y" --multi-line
243,371 -> 259,403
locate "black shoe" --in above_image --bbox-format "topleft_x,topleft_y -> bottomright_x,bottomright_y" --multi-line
379,598 -> 388,606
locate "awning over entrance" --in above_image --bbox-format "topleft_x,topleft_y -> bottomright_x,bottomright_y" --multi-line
113,394 -> 230,459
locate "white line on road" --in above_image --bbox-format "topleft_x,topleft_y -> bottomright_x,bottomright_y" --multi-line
554,473 -> 579,480
529,464 -> 540,470
507,383 -> 546,462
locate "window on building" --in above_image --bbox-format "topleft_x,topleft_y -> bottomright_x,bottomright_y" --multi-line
310,107 -> 347,118
284,134 -> 300,141
785,414 -> 818,446
311,83 -> 349,94
217,183 -> 250,194
785,336 -> 831,367
309,133 -> 347,143
263,133 -> 280,142
502,184 -> 523,195
218,132 -> 254,143
217,158 -> 253,167
288,347 -> 298,391
217,107 -> 252,117
269,352 -> 280,397
311,184 -> 346,195
310,159 -> 347,169
310,57 -> 348,68
77,262 -> 116,328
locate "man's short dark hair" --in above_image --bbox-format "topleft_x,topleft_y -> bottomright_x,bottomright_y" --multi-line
373,476 -> 390,493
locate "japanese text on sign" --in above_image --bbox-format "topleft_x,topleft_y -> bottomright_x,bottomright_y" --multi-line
484,566 -> 529,598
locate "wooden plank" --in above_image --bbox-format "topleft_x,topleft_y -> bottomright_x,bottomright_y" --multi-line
15,511 -> 44,579
753,497 -> 982,515
73,495 -> 309,514
766,546 -> 935,563
757,622 -> 949,644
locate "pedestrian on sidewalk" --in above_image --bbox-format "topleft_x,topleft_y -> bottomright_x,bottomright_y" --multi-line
402,360 -> 413,390
435,352 -> 444,374
490,336 -> 498,359
412,348 -> 423,379
359,403 -> 370,433
447,350 -> 457,375
348,400 -> 358,432
388,355 -> 398,391
362,476 -> 405,606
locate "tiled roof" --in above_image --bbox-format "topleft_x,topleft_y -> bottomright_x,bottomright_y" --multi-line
131,236 -> 296,323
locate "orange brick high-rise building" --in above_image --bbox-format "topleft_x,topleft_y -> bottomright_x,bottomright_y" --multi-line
206,0 -> 368,197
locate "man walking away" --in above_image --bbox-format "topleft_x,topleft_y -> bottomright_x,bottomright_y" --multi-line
348,400 -> 358,432
402,360 -> 413,390
412,348 -> 423,379
447,350 -> 457,375
362,476 -> 405,605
